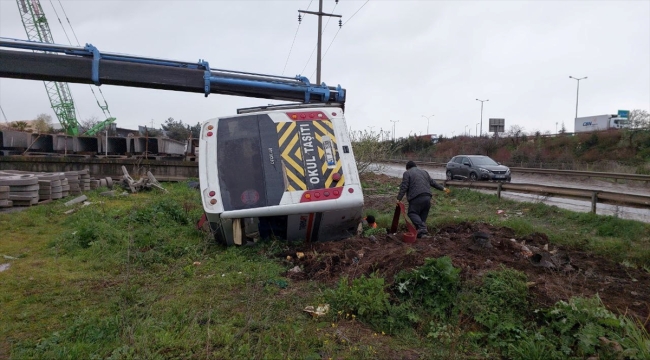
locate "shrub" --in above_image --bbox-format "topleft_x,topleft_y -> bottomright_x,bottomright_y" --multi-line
393,256 -> 460,317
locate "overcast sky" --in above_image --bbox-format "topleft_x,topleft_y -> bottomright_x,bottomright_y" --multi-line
0,0 -> 648,138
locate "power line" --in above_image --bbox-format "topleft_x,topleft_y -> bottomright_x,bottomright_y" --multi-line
282,25 -> 302,75
343,0 -> 370,27
311,0 -> 369,78
282,0 -> 314,75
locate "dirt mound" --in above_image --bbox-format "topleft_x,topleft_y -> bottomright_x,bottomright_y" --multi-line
280,222 -> 650,330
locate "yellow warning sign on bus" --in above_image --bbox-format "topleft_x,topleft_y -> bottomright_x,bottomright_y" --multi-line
276,120 -> 344,191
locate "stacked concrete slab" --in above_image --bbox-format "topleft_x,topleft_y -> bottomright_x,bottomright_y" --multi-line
0,174 -> 39,206
0,185 -> 11,208
65,171 -> 82,195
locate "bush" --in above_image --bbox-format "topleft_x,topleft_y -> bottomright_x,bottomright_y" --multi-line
326,274 -> 411,333
393,256 -> 460,317
460,267 -> 530,351
540,295 -> 650,358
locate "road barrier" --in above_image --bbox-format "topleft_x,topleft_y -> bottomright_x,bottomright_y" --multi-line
440,179 -> 650,213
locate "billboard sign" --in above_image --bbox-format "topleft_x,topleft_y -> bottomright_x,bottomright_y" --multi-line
489,118 -> 505,133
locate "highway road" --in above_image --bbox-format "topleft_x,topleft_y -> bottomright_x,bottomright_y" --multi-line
374,162 -> 650,223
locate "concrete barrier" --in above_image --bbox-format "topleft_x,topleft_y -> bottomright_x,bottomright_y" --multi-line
0,129 -> 31,149
158,137 -> 186,155
54,135 -> 74,152
99,136 -> 128,154
0,156 -> 199,180
28,134 -> 54,152
130,137 -> 158,154
74,137 -> 99,153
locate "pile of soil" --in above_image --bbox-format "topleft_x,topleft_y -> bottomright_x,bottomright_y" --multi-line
280,222 -> 650,331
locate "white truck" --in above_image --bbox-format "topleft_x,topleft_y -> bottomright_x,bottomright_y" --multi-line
574,115 -> 630,133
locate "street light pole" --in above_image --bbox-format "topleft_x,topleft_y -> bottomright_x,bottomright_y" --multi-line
390,120 -> 399,141
421,115 -> 434,135
476,99 -> 489,136
476,123 -> 479,137
569,76 -> 587,120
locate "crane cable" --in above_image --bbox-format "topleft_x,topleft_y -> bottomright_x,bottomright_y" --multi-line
48,0 -> 113,121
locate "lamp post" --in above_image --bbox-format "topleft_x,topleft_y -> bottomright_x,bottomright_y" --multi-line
421,115 -> 434,135
569,76 -> 587,120
476,99 -> 489,136
476,123 -> 479,137
390,120 -> 399,141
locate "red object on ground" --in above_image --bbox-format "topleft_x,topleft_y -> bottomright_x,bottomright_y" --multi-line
390,201 -> 418,243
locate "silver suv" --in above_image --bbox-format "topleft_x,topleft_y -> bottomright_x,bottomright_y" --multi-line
446,155 -> 511,182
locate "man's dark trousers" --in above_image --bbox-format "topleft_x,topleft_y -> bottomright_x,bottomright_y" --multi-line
407,194 -> 431,235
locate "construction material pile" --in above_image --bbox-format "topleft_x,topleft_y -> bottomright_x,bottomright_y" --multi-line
0,170 -> 113,209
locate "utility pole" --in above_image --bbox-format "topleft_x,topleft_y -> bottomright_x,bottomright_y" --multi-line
421,115 -> 434,135
476,123 -> 479,137
298,0 -> 342,84
390,120 -> 399,141
476,99 -> 489,136
569,76 -> 587,120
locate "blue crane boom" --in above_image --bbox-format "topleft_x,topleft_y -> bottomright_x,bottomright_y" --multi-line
0,38 -> 346,106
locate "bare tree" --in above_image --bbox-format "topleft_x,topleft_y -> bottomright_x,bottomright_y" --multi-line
628,109 -> 649,129
79,116 -> 100,134
33,113 -> 53,133
350,129 -> 397,175
506,125 -> 526,146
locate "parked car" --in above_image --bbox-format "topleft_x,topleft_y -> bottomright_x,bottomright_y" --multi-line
446,155 -> 511,182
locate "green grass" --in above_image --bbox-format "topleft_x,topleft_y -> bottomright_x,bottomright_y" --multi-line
1,183 -> 407,359
362,176 -> 650,267
1,178 -> 649,359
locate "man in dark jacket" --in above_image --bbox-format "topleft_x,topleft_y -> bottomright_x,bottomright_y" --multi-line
397,161 -> 450,238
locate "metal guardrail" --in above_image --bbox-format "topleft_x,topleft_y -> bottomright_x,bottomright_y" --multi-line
438,179 -> 650,212
384,159 -> 650,183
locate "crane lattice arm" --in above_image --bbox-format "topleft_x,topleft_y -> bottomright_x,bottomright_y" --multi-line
15,0 -> 80,135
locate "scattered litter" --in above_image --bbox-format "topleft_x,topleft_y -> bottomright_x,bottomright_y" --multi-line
296,252 -> 305,259
288,266 -> 302,274
286,255 -> 292,261
304,304 -> 330,318
193,261 -> 201,266
526,282 -> 536,287
0,263 -> 10,272
100,190 -> 116,197
221,274 -> 225,277
2,255 -> 17,260
64,195 -> 87,206
496,210 -> 505,215
63,209 -> 76,215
